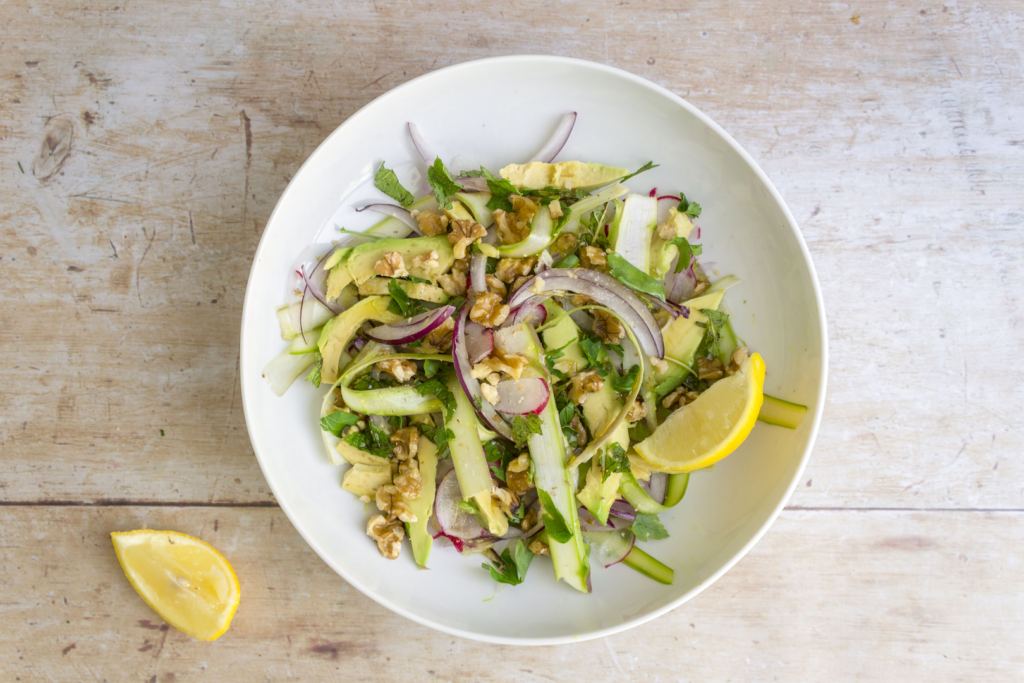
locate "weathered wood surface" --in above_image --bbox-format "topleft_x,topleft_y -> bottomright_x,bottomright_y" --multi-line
0,0 -> 1022,678
2,507 -> 1021,681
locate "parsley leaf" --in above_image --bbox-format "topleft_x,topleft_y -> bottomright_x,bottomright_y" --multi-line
511,414 -> 543,448
373,162 -> 414,207
305,353 -> 323,388
631,513 -> 669,542
613,365 -> 640,393
481,539 -> 534,586
415,376 -> 457,421
558,402 -> 577,427
545,340 -> 573,382
489,463 -> 506,482
423,358 -> 442,379
537,489 -> 573,544
607,252 -> 666,300
427,157 -> 462,210
387,278 -> 412,316
600,442 -> 632,482
667,236 -> 703,274
344,424 -> 391,458
619,160 -> 659,183
319,410 -> 359,437
676,192 -> 702,219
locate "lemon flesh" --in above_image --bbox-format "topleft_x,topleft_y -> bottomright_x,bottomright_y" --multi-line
111,530 -> 240,641
635,353 -> 766,472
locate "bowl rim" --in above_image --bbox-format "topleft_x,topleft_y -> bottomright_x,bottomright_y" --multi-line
239,54 -> 829,646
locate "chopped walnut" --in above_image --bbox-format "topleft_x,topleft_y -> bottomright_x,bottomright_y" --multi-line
512,275 -> 531,293
373,251 -> 408,278
447,219 -> 487,259
521,507 -> 540,533
626,400 -> 647,423
549,232 -> 577,260
413,209 -> 449,237
469,292 -> 510,328
390,427 -> 419,461
423,316 -> 455,352
480,382 -> 499,405
493,209 -> 531,245
692,279 -> 710,297
376,484 -> 417,523
511,195 -> 539,224
494,257 -> 536,284
697,357 -> 725,382
657,221 -> 678,241
505,454 -> 532,496
394,458 -> 422,500
569,293 -> 593,308
367,515 -> 405,560
593,309 -> 624,345
528,539 -> 550,556
569,369 -> 604,405
727,346 -> 749,376
377,358 -> 417,383
569,413 -> 588,447
579,245 -> 608,271
662,386 -> 699,409
491,485 -> 518,518
412,249 -> 440,271
438,273 -> 467,297
485,274 -> 508,299
470,348 -> 529,379
650,356 -> 669,375
485,372 -> 502,386
548,199 -> 563,219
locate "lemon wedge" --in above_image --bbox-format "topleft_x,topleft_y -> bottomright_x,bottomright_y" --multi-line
111,530 -> 240,641
635,353 -> 765,472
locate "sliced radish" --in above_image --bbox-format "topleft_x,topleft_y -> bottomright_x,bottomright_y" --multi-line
452,304 -> 514,440
656,196 -> 679,224
582,528 -> 636,568
465,320 -> 494,365
493,378 -> 549,416
433,469 -> 494,541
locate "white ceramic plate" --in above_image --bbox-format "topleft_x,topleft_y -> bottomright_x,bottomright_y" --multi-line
240,56 -> 827,645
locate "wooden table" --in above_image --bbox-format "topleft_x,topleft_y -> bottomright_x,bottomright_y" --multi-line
2,1 -> 1021,680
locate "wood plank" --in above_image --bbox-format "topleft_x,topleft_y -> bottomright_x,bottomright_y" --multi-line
1,506 -> 1021,681
0,0 -> 1022,508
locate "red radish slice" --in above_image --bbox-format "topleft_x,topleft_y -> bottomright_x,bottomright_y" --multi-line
530,112 -> 577,163
452,304 -> 514,441
356,203 -> 422,235
582,528 -> 636,568
464,320 -> 494,365
433,469 -> 494,541
656,196 -> 679,225
504,300 -> 547,328
407,122 -> 435,165
365,306 -> 455,345
493,378 -> 549,416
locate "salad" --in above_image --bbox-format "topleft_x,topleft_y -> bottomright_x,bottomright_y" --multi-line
263,114 -> 807,593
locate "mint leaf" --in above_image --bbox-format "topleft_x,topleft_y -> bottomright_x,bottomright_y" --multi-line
607,252 -> 665,300
511,414 -> 543,448
613,364 -> 640,393
600,442 -> 631,482
537,489 -> 572,544
481,539 -> 533,586
512,538 -> 534,580
695,308 -> 730,360
631,513 -> 669,542
667,236 -> 703,273
319,410 -> 358,437
344,424 -> 391,458
423,358 -> 442,379
387,278 -> 411,316
480,167 -> 519,213
407,275 -> 431,284
578,336 -> 603,369
676,192 -> 702,219
427,157 -> 462,210
373,162 -> 414,207
619,160 -> 659,183
415,377 -> 456,420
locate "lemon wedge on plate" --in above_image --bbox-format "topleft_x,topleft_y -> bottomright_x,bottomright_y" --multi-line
635,353 -> 766,472
111,530 -> 240,641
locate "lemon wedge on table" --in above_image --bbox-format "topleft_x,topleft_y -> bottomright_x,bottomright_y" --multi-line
111,530 -> 240,641
635,353 -> 766,472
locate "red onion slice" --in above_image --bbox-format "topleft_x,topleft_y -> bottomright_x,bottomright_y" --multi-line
530,112 -> 577,163
667,267 -> 697,303
365,305 -> 455,345
452,304 -> 514,441
465,320 -> 494,365
297,267 -> 343,315
469,252 -> 488,293
609,499 -> 638,521
434,469 -> 495,541
640,291 -> 688,319
645,472 -> 668,505
455,176 -> 489,193
492,378 -> 549,416
308,245 -> 343,292
407,122 -> 435,165
356,203 -> 422,235
500,300 -> 547,329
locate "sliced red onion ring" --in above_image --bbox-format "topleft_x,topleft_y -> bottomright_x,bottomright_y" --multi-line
465,320 -> 494,365
508,269 -> 664,358
455,176 -> 489,192
645,472 -> 668,505
482,225 -> 498,246
407,122 -> 435,165
668,267 -> 697,303
470,252 -> 488,293
640,292 -> 688,319
656,196 -> 680,225
452,304 -> 514,441
365,306 -> 455,345
609,499 -> 638,521
308,245 -> 343,292
500,300 -> 547,329
434,469 -> 496,542
531,112 -> 577,163
297,267 -> 342,315
356,203 -> 422,235
492,377 -> 549,416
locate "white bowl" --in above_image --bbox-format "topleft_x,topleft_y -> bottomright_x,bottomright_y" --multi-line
240,56 -> 827,645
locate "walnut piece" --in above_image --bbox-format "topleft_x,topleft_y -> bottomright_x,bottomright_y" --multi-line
390,427 -> 419,461
448,218 -> 487,259
412,249 -> 440,271
579,245 -> 608,271
376,484 -> 417,523
438,273 -> 467,297
413,209 -> 449,237
649,356 -> 669,375
377,358 -> 417,383
493,209 -> 531,245
494,257 -> 536,284
548,199 -> 563,219
485,274 -> 508,299
626,400 -> 647,423
657,221 -> 677,240
367,514 -> 405,560
521,507 -> 540,533
593,309 -> 624,345
697,357 -> 725,382
469,292 -> 510,328
692,279 -> 710,297
511,195 -> 539,224
423,316 -> 455,352
505,454 -> 532,496
549,232 -> 577,260
373,251 -> 408,278
569,369 -> 604,405
394,458 -> 422,500
528,539 -> 550,556
470,348 -> 529,379
569,412 -> 588,448
484,372 -> 502,386
727,346 -> 749,376
480,382 -> 499,405
662,386 -> 699,409
511,275 -> 531,293
491,485 -> 518,518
